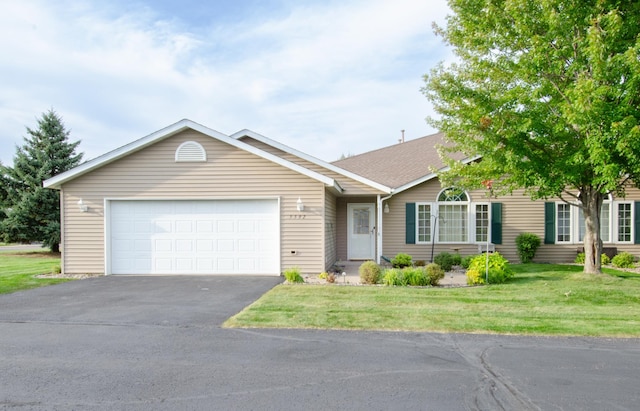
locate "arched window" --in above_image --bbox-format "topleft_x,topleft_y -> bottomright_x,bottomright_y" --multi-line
437,187 -> 469,242
175,141 -> 207,162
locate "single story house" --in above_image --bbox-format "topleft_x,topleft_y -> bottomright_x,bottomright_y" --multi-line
44,119 -> 640,276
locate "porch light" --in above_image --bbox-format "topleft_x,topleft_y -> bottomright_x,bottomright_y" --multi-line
296,197 -> 304,212
77,199 -> 88,213
383,203 -> 390,213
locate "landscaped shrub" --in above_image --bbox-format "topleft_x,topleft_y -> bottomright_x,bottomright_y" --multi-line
425,263 -> 445,286
381,264 -> 444,287
451,253 -> 462,266
403,267 -> 428,286
434,252 -> 455,271
601,253 -> 611,265
391,253 -> 413,268
612,252 -> 635,268
359,260 -> 382,284
515,232 -> 541,263
382,268 -> 407,286
465,252 -> 513,285
414,260 -> 426,267
283,266 -> 304,283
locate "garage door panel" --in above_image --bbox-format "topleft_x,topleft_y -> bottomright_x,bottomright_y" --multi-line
109,200 -> 279,275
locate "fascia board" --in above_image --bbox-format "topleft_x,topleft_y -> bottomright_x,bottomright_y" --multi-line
231,129 -> 392,194
44,119 -> 338,191
44,119 -> 204,189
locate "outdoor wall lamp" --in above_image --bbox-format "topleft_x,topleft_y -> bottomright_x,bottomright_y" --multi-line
296,197 -> 304,212
77,199 -> 88,213
383,203 -> 390,213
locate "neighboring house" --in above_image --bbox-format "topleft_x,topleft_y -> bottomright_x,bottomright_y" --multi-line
44,119 -> 640,276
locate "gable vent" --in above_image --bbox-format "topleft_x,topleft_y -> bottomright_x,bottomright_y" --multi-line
175,141 -> 207,162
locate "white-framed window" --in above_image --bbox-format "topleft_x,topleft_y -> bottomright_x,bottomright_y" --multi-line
417,203 -> 431,243
556,197 -> 633,244
556,203 -> 572,243
412,187 -> 497,245
437,188 -> 468,243
475,203 -> 489,243
617,202 -> 633,242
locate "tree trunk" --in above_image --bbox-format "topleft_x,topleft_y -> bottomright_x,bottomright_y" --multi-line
580,188 -> 604,274
50,243 -> 60,254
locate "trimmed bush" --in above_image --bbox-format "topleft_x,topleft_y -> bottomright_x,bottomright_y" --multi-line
465,252 -> 513,285
359,260 -> 382,284
434,252 -> 455,271
575,252 -> 585,264
451,253 -> 462,266
381,264 -> 445,287
382,268 -> 407,286
425,263 -> 445,286
612,252 -> 635,268
283,266 -> 304,283
391,253 -> 413,268
515,232 -> 541,263
601,253 -> 611,265
403,267 -> 428,286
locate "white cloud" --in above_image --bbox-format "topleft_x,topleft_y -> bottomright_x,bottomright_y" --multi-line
0,0 -> 452,166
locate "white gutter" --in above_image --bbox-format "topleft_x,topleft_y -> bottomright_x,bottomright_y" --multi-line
376,193 -> 393,264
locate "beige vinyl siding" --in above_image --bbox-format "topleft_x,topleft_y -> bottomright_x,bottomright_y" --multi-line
383,180 -> 640,264
241,138 -> 384,195
60,130 -> 326,275
324,189 -> 337,269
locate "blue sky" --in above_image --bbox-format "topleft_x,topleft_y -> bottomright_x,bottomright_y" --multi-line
0,0 -> 452,166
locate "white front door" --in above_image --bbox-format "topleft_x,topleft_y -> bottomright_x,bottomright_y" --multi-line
347,203 -> 375,260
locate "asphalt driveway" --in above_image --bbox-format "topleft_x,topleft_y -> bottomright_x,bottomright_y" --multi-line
0,276 -> 639,410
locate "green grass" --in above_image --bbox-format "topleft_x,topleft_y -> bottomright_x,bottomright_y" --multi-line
0,251 -> 71,294
225,264 -> 640,337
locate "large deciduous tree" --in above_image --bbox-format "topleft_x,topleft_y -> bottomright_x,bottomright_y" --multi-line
423,0 -> 640,274
0,110 -> 83,252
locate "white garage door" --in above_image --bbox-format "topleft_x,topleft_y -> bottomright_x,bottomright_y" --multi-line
108,199 -> 279,275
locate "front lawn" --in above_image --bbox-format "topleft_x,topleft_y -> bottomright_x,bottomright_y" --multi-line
0,251 -> 71,294
224,264 -> 640,337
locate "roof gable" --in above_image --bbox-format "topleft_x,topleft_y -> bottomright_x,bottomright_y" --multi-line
44,119 -> 341,191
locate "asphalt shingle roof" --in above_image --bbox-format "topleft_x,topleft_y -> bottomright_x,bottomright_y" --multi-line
332,132 -> 459,189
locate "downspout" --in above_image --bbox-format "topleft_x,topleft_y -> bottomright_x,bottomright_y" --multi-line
376,193 -> 393,264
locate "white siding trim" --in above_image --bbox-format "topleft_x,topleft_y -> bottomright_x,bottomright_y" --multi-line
44,119 -> 339,191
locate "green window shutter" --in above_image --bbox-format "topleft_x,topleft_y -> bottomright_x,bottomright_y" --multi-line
405,203 -> 416,244
491,202 -> 502,244
544,202 -> 555,244
634,202 -> 640,244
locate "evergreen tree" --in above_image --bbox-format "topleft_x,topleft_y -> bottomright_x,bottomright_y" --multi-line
0,110 -> 83,252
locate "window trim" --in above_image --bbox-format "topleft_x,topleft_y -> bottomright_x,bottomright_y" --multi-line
615,202 -> 634,243
415,202 -> 432,244
413,188 -> 494,245
555,198 -> 634,245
